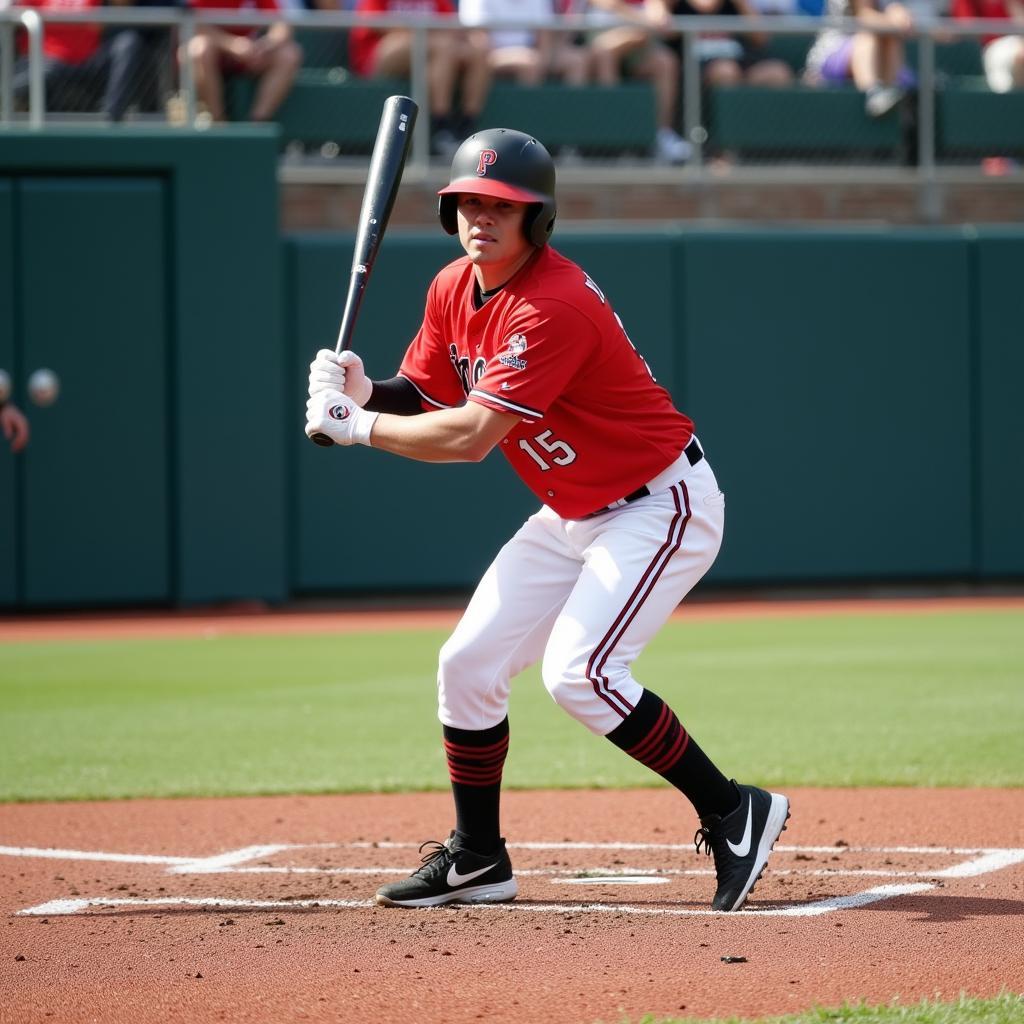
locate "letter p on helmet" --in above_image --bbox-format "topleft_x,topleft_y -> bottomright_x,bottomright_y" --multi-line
476,149 -> 498,176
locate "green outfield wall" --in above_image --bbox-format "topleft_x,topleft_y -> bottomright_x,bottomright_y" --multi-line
1,131 -> 1021,606
288,227 -> 1017,592
0,128 -> 287,608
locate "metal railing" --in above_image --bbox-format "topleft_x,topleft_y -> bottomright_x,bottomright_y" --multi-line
0,6 -> 1020,184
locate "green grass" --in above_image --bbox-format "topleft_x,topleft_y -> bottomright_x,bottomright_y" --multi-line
0,608 -> 1021,801
622,992 -> 1024,1024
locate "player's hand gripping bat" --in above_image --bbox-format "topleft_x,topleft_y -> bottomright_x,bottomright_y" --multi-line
308,94 -> 418,447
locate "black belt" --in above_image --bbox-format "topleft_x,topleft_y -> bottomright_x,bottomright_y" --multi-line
580,436 -> 704,520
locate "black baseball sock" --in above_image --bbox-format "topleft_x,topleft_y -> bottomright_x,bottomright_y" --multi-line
442,718 -> 509,854
606,689 -> 737,819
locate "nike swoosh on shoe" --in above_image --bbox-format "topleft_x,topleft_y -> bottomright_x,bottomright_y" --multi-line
447,862 -> 499,887
726,797 -> 753,857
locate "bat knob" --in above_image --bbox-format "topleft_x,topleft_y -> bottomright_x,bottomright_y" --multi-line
309,432 -> 335,448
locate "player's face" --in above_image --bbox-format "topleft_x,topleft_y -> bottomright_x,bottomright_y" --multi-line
456,194 -> 533,289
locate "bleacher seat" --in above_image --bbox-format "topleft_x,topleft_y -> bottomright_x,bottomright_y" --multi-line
905,37 -> 984,80
225,54 -> 1022,166
479,82 -> 656,153
707,84 -> 904,161
227,74 -> 406,151
227,78 -> 657,156
937,85 -> 1024,158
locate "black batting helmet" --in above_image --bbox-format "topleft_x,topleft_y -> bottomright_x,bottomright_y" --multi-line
438,128 -> 557,248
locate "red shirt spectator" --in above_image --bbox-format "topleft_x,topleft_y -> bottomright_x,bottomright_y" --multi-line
190,0 -> 281,38
951,0 -> 1010,46
349,0 -> 456,77
23,0 -> 102,65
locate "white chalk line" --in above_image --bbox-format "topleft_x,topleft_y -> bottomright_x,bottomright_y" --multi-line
15,883 -> 936,919
0,845 -> 194,866
351,841 -> 1023,856
6,842 -> 1022,865
4,843 -> 1023,882
6,842 -> 1022,920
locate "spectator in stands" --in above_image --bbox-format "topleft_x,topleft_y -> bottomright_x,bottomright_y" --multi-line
671,0 -> 795,88
101,0 -> 183,118
12,0 -> 156,121
952,0 -> 1024,92
803,0 -> 916,116
349,0 -> 492,156
459,0 -> 590,86
585,0 -> 693,162
184,0 -> 303,121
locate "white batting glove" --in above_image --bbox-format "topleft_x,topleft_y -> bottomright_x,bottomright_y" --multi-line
307,349 -> 373,406
305,390 -> 379,447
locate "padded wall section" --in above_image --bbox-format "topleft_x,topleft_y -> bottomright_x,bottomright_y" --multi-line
678,230 -> 974,583
18,178 -> 170,605
974,230 -> 1024,575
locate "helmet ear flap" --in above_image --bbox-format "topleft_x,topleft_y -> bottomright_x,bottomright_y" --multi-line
438,194 -> 458,235
524,199 -> 557,247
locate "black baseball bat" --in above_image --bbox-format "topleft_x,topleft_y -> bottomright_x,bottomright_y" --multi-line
309,94 -> 419,447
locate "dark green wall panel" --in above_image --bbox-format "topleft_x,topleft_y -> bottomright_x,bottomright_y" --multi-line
0,128 -> 288,606
974,231 -> 1024,575
171,134 -> 287,603
0,132 -> 1017,605
0,181 -> 15,604
19,178 -> 170,605
679,230 -> 974,582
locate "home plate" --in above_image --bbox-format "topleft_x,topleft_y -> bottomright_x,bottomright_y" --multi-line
558,876 -> 670,886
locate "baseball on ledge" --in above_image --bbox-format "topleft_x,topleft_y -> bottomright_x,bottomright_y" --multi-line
28,368 -> 60,407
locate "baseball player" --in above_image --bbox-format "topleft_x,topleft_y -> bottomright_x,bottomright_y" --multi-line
306,128 -> 790,912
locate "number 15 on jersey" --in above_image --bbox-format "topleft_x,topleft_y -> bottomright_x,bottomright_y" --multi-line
519,429 -> 578,471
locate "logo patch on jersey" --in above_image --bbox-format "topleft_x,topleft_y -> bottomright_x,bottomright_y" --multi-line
476,149 -> 498,176
499,333 -> 528,370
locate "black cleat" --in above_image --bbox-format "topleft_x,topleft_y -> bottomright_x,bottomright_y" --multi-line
374,833 -> 518,909
695,781 -> 790,912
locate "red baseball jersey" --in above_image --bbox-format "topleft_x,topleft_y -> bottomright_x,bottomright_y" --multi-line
24,0 -> 101,65
951,0 -> 1009,45
398,246 -> 695,519
349,0 -> 456,78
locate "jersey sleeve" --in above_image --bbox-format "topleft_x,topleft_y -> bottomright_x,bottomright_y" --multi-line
396,275 -> 466,411
469,298 -> 597,421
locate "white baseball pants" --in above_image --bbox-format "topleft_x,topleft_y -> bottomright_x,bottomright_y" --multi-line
437,448 -> 726,736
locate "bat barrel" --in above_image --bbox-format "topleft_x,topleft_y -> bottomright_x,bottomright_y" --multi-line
308,95 -> 419,448
334,94 -> 418,356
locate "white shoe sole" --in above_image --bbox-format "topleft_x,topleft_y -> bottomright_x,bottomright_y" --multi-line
724,792 -> 790,912
374,877 -> 519,909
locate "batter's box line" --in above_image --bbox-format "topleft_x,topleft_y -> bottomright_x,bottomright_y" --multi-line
3,843 -> 1024,881
15,883 -> 935,919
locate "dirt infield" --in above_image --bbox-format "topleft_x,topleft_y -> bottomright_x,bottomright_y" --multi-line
3,788 -> 1023,1024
